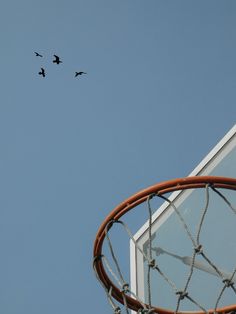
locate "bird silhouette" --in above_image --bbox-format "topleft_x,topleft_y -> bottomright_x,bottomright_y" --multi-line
53,55 -> 62,64
34,52 -> 43,57
75,71 -> 87,77
38,68 -> 45,77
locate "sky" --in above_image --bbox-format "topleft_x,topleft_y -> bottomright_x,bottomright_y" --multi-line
0,1 -> 236,314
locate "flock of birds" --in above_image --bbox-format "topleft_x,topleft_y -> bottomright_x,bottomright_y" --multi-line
34,52 -> 87,78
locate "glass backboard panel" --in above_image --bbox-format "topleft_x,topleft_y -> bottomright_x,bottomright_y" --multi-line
130,124 -> 236,311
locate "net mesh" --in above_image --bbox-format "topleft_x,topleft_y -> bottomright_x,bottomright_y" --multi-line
94,184 -> 236,314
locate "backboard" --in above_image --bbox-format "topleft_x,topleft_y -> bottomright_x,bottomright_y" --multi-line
130,124 -> 236,311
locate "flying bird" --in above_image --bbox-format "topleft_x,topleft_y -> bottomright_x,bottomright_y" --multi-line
75,71 -> 87,77
34,52 -> 43,57
53,55 -> 62,64
38,68 -> 45,77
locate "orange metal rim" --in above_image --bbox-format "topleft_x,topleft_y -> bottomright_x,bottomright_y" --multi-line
93,176 -> 236,314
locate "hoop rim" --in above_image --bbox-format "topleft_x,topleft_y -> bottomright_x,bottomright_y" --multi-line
93,176 -> 236,314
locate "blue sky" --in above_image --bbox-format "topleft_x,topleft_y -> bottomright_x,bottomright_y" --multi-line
0,1 -> 236,314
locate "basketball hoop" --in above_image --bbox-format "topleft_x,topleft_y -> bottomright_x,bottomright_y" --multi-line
93,176 -> 236,314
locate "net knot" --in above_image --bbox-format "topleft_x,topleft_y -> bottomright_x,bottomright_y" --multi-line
194,244 -> 203,254
93,254 -> 103,263
223,278 -> 234,288
122,283 -> 129,293
148,193 -> 156,200
108,219 -> 117,227
114,306 -> 121,314
176,290 -> 188,300
148,259 -> 156,268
